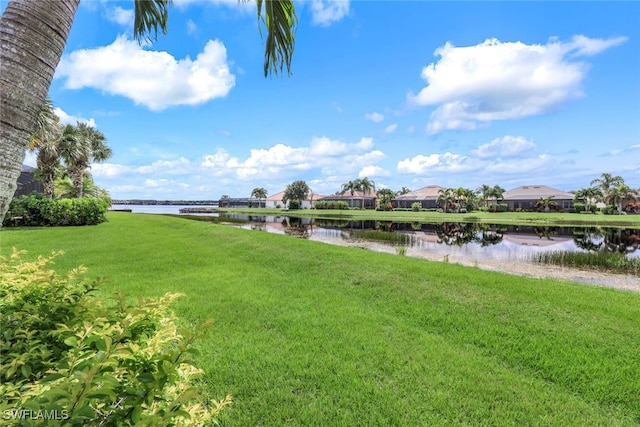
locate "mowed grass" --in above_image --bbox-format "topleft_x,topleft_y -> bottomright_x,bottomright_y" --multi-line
2,213 -> 640,426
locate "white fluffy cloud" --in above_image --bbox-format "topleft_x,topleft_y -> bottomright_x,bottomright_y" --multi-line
56,36 -> 235,110
395,134 -> 561,180
105,6 -> 133,26
310,0 -> 350,26
408,35 -> 627,133
397,153 -> 479,174
54,107 -> 96,127
359,165 -> 390,178
365,112 -> 384,123
200,136 -> 380,180
472,136 -> 536,159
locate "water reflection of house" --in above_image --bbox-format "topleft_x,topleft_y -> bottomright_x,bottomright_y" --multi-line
392,185 -> 444,209
502,234 -> 572,247
14,165 -> 44,197
503,185 -> 575,212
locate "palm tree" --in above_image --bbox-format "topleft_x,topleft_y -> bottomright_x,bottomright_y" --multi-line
476,184 -> 492,209
59,123 -> 112,198
377,188 -> 395,208
437,188 -> 454,213
340,180 -> 359,209
488,185 -> 505,210
358,177 -> 375,209
590,173 -> 624,197
29,99 -> 62,198
0,0 -> 297,223
605,184 -> 636,212
251,187 -> 268,208
55,175 -> 110,202
574,187 -> 603,213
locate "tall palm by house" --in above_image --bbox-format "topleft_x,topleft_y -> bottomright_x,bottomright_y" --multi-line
29,99 -> 62,198
0,0 -> 297,223
605,184 -> 636,212
58,123 -> 112,198
340,180 -> 359,208
590,173 -> 624,198
359,177 -> 375,209
251,187 -> 268,208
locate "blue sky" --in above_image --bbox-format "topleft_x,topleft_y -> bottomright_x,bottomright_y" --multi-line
12,0 -> 640,200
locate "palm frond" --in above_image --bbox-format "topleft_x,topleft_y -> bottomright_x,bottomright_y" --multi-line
256,0 -> 297,77
134,0 -> 172,43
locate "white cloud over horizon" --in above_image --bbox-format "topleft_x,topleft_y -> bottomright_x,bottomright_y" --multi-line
408,35 -> 628,134
55,36 -> 235,111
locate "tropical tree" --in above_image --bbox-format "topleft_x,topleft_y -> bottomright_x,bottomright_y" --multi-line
398,187 -> 411,195
452,187 -> 473,212
437,188 -> 454,213
535,196 -> 558,212
56,175 -> 111,202
358,177 -> 376,209
475,184 -> 492,209
590,172 -> 624,196
251,187 -> 268,208
605,183 -> 636,212
487,185 -> 505,210
58,122 -> 112,198
29,99 -> 62,198
282,180 -> 310,209
340,180 -> 359,208
574,187 -> 603,213
0,0 -> 297,223
377,188 -> 395,208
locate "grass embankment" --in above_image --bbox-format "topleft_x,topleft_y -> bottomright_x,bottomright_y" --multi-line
213,207 -> 640,227
2,213 -> 640,426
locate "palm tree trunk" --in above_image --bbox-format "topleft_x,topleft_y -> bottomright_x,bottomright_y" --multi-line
72,168 -> 84,198
0,0 -> 79,223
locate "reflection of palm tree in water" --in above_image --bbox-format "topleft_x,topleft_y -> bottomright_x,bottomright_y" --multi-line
534,226 -> 558,240
477,224 -> 506,247
603,228 -> 639,254
572,227 -> 603,252
283,217 -> 310,238
436,223 -> 477,246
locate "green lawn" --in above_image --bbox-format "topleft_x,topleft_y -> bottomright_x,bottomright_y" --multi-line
2,213 -> 639,426
213,207 -> 640,227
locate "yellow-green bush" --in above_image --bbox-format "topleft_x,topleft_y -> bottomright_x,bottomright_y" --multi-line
0,249 -> 231,426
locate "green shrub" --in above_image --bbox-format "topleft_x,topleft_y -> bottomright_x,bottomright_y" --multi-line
411,202 -> 421,212
3,194 -> 109,227
314,201 -> 349,210
0,249 -> 231,426
600,205 -> 619,215
574,203 -> 585,213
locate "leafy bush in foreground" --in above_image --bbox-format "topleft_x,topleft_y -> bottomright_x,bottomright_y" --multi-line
2,194 -> 109,227
0,249 -> 231,426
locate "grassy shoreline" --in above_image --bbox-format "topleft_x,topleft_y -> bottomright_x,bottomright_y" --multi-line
2,213 -> 640,425
210,207 -> 640,227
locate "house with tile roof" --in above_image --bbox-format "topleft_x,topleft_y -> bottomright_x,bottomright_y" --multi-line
392,185 -> 444,209
265,191 -> 325,209
320,189 -> 378,209
502,185 -> 575,212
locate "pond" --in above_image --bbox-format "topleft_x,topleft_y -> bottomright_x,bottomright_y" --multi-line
217,214 -> 640,263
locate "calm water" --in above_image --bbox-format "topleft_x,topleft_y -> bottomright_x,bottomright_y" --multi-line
109,205 -> 640,261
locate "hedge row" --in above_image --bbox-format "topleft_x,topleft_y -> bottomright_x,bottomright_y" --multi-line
3,194 -> 109,227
